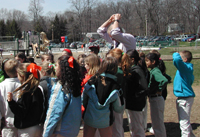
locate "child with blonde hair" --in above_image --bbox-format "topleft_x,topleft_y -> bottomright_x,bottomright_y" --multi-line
81,54 -> 100,93
7,63 -> 45,137
80,54 -> 100,130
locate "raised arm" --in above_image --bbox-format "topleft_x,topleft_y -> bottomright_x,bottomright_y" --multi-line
173,52 -> 193,73
112,13 -> 121,30
100,14 -> 115,28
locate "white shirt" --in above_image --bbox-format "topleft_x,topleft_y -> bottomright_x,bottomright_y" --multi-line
0,78 -> 21,128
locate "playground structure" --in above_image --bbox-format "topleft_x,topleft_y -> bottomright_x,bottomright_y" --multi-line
0,36 -> 19,57
0,31 -> 50,58
31,32 -> 50,58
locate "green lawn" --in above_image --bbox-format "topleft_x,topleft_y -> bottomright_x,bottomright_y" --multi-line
140,41 -> 200,56
165,60 -> 200,85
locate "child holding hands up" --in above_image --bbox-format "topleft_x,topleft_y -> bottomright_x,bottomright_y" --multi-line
173,51 -> 195,137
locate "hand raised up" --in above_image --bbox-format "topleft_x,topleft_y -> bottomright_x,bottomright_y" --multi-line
114,13 -> 121,20
109,14 -> 116,22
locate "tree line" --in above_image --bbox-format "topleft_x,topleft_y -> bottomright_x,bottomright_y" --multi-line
0,0 -> 200,43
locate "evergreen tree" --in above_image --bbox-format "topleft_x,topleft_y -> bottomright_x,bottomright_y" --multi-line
35,21 -> 43,33
52,15 -> 61,43
67,16 -> 75,42
6,19 -> 22,39
60,19 -> 67,37
5,20 -> 12,37
0,20 -> 6,36
52,14 -> 67,43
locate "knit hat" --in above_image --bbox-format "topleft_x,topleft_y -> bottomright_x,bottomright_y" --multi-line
63,49 -> 72,56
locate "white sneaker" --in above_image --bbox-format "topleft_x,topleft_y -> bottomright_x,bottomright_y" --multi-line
80,123 -> 84,130
149,127 -> 154,134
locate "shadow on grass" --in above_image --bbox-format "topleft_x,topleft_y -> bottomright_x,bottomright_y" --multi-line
123,118 -> 200,137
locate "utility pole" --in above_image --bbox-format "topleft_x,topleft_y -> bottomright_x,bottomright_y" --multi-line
52,24 -> 54,41
145,15 -> 148,37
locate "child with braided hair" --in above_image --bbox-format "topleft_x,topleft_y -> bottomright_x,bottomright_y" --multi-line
7,63 -> 45,137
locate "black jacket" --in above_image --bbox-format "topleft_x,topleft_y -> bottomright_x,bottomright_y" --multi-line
39,76 -> 49,123
123,65 -> 148,111
8,87 -> 45,129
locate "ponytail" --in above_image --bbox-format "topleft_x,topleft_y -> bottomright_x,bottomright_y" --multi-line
108,48 -> 131,76
138,57 -> 148,74
13,63 -> 40,98
121,53 -> 131,76
41,62 -> 56,77
158,59 -> 166,74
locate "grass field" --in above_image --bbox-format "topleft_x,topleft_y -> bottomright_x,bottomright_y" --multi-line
165,60 -> 200,85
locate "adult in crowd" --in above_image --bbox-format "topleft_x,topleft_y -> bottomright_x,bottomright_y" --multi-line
97,13 -> 136,53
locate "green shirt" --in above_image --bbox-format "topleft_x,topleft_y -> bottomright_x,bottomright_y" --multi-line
148,67 -> 168,95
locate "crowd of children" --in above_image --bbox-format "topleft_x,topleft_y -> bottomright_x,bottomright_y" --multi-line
0,46 -> 196,137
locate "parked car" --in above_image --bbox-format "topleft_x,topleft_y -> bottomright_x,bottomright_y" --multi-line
69,42 -> 77,49
93,39 -> 106,47
76,42 -> 84,48
181,35 -> 192,42
69,41 -> 84,49
187,35 -> 196,42
174,35 -> 188,41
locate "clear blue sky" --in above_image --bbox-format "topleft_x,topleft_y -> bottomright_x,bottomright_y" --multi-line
0,0 -> 71,15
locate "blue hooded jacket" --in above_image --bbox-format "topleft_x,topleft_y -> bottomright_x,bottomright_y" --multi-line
173,52 -> 195,97
43,78 -> 81,137
83,73 -> 124,128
